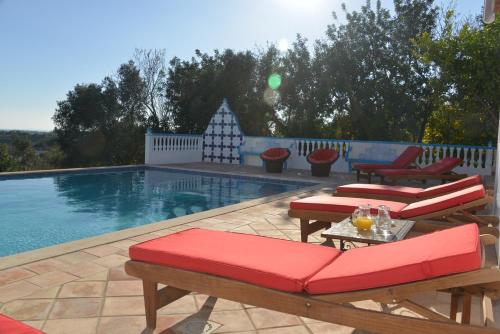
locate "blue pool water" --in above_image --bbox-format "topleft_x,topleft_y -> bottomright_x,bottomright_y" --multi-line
0,167 -> 310,256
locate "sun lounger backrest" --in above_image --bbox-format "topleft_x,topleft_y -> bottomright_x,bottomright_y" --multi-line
399,184 -> 486,218
305,224 -> 481,294
392,146 -> 423,168
421,157 -> 462,173
418,175 -> 482,198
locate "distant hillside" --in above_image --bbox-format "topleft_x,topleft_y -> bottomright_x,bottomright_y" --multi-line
0,130 -> 56,152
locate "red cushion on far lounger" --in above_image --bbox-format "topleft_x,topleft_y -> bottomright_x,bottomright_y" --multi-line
305,224 -> 481,294
0,314 -> 44,334
399,184 -> 486,218
418,175 -> 482,198
129,228 -> 340,292
336,184 -> 423,198
352,146 -> 422,171
289,196 -> 408,218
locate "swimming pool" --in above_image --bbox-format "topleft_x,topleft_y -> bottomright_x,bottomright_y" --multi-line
0,167 -> 312,256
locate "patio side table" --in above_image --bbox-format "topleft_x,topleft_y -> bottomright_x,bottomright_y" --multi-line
321,218 -> 415,250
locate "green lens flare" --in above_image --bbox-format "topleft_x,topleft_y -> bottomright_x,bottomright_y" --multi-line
268,73 -> 282,90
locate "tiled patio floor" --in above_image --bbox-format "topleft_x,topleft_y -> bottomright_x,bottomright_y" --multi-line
0,165 -> 497,333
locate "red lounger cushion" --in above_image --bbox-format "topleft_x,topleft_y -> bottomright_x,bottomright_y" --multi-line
305,224 -> 481,294
399,184 -> 486,218
260,148 -> 290,161
377,157 -> 462,176
129,228 -> 340,292
289,196 -> 408,217
418,175 -> 482,198
353,146 -> 422,171
0,315 -> 44,334
336,184 -> 422,198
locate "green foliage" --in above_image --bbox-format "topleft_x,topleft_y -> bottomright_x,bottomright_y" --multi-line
0,144 -> 14,172
53,61 -> 147,167
166,49 -> 276,135
44,0 -> 498,171
416,12 -> 500,145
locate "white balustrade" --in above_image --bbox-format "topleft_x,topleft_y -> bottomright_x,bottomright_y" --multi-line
145,132 -> 203,165
145,131 -> 496,176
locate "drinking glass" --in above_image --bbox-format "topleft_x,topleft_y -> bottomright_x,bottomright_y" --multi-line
377,205 -> 392,232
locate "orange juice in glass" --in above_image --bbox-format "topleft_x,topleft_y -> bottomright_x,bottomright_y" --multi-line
352,205 -> 373,231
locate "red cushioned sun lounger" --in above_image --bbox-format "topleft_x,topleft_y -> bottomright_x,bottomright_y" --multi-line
0,314 -> 44,334
352,146 -> 423,183
374,157 -> 466,184
336,175 -> 482,202
289,184 -> 496,242
125,225 -> 500,334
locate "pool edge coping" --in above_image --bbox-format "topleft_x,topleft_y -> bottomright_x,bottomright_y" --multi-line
0,182 -> 325,270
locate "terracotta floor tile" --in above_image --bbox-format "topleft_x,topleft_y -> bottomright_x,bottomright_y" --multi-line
108,239 -> 137,251
92,254 -> 129,268
247,308 -> 302,329
257,325 -> 310,334
106,280 -> 143,296
102,296 -> 145,316
21,286 -> 61,299
83,244 -> 121,257
108,266 -> 138,281
0,299 -> 53,320
54,251 -> 99,264
58,281 -> 106,298
63,261 -> 108,278
210,310 -> 255,333
195,295 -> 243,311
23,259 -> 70,274
49,298 -> 101,319
23,320 -> 44,329
27,271 -> 78,288
0,280 -> 41,303
0,267 -> 36,286
158,295 -> 198,315
129,234 -> 161,242
97,316 -> 146,334
77,270 -> 109,282
43,317 -> 99,334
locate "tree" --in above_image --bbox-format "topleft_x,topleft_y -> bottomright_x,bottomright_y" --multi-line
416,12 -> 500,145
315,0 -> 438,141
0,144 -> 13,172
166,49 -> 276,135
134,49 -> 170,131
11,136 -> 38,170
276,35 -> 324,137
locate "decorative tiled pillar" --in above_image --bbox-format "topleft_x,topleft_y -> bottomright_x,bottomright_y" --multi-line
202,99 -> 244,164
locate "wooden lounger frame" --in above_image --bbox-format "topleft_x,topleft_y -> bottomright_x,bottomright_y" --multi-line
289,196 -> 498,242
125,235 -> 500,334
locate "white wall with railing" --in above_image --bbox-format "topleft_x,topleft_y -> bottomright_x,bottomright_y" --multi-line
145,131 -> 203,165
145,131 -> 496,176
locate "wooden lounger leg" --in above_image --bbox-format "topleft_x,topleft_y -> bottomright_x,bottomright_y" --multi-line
462,292 -> 472,325
450,293 -> 460,321
300,219 -> 309,243
300,219 -> 331,243
356,169 -> 360,181
143,280 -> 158,329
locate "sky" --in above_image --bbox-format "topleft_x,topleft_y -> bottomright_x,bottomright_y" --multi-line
0,0 -> 483,131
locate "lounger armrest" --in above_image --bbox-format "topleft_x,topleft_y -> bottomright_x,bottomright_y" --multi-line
480,234 -> 499,268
